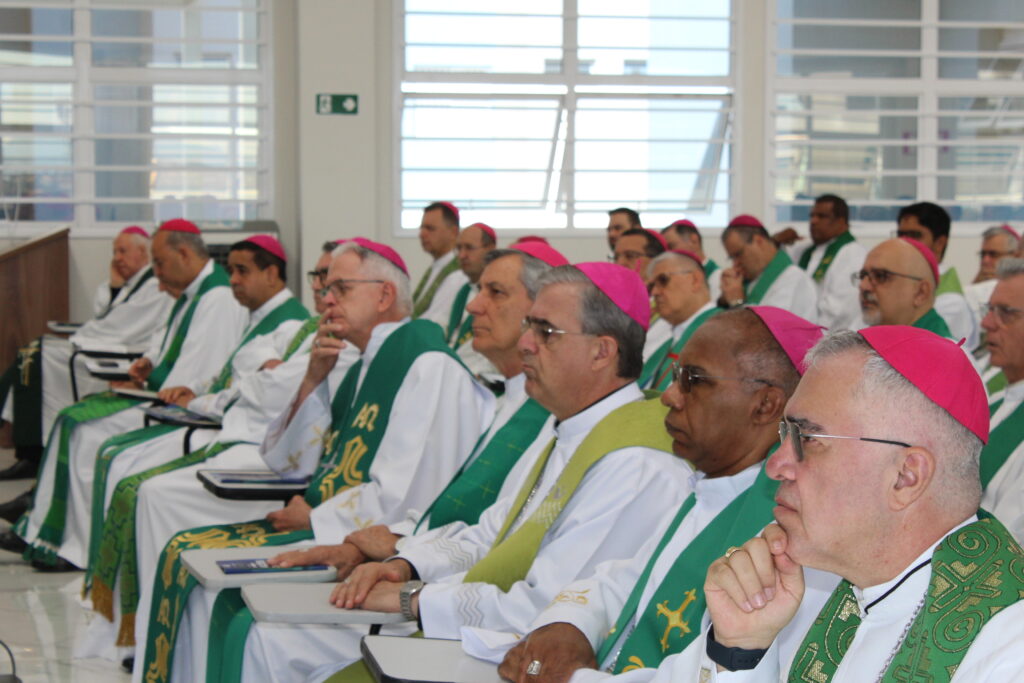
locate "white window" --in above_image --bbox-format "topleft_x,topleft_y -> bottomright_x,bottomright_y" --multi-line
770,0 -> 1024,232
398,1 -> 734,234
0,0 -> 270,235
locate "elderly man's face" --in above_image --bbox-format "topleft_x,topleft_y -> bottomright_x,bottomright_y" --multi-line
150,231 -> 190,291
767,351 -> 894,571
112,233 -> 149,280
467,254 -> 532,357
978,233 -> 1015,282
456,225 -> 492,283
613,234 -> 651,275
661,320 -> 766,474
649,258 -> 701,325
982,274 -> 1024,379
320,250 -> 386,346
859,242 -> 927,326
518,282 -> 596,418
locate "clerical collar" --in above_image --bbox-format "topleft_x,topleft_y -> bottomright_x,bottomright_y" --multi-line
183,258 -> 215,299
689,460 -> 760,507
246,288 -> 293,332
853,515 -> 977,614
671,301 -> 716,341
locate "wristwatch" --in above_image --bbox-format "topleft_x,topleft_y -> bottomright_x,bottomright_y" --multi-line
705,625 -> 768,671
399,579 -> 425,621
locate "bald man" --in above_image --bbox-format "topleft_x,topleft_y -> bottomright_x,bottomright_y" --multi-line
448,223 -> 499,379
856,238 -> 950,336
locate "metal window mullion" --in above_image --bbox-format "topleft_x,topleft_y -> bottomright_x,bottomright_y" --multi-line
919,0 -> 939,201
72,2 -> 94,231
562,0 -> 577,226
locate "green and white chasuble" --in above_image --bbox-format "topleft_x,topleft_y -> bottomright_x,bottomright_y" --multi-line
639,307 -> 718,391
797,232 -> 856,283
704,259 -> 720,278
936,266 -> 964,297
787,515 -> 1024,682
412,256 -> 461,319
326,396 -> 682,683
137,319 -> 456,681
16,263 -> 231,567
745,251 -> 793,305
85,296 -> 310,625
596,459 -> 779,673
912,307 -> 954,339
445,281 -> 474,348
980,396 -> 1024,490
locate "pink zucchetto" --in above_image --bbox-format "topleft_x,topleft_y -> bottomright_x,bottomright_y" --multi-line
729,214 -> 765,229
574,262 -> 650,330
898,236 -> 940,286
467,222 -> 497,245
669,249 -> 705,271
435,201 -> 460,221
646,229 -> 668,251
120,226 -> 149,239
747,306 -> 826,376
859,325 -> 989,443
1000,224 -> 1021,240
512,235 -> 550,245
511,241 -> 569,268
669,219 -> 697,230
243,234 -> 287,262
158,218 -> 200,234
348,237 -> 408,276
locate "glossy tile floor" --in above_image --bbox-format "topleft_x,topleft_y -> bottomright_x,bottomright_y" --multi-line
0,447 -> 130,682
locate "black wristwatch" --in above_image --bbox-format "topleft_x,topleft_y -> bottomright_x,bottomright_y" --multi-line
705,625 -> 768,671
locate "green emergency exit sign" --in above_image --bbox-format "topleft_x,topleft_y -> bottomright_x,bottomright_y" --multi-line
317,94 -> 358,115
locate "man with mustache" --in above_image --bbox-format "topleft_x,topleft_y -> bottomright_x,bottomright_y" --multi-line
856,237 -> 951,337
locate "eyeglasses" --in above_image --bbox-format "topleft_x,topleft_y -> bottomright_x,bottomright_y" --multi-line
851,268 -> 924,287
981,302 -> 1024,326
521,316 -> 592,345
307,268 -> 328,287
778,419 -> 911,462
979,249 -> 1013,260
317,278 -> 385,299
647,270 -> 693,294
893,229 -> 926,241
670,362 -> 777,394
612,250 -> 647,264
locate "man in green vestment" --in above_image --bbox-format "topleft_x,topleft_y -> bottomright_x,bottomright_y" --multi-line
412,201 -> 467,325
897,201 -> 979,349
498,306 -> 824,682
614,228 -> 666,277
856,237 -> 953,338
448,222 -> 498,377
661,219 -> 722,301
696,326 -> 1024,681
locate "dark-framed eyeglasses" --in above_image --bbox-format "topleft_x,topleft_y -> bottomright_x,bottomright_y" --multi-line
307,268 -> 329,287
317,278 -> 385,300
670,362 -> 777,394
893,229 -> 926,241
521,316 -> 592,345
778,418 -> 911,462
981,302 -> 1024,326
647,270 -> 693,294
979,249 -> 1013,260
613,250 -> 647,265
851,268 -> 924,287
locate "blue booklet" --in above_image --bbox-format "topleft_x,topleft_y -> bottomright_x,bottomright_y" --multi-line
216,558 -> 330,574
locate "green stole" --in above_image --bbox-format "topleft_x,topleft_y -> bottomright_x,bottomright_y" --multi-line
148,263 -> 230,390
797,232 -> 855,283
704,259 -> 719,278
788,515 -> 1024,683
980,397 -> 1024,488
138,320 -> 456,681
415,397 -> 550,531
745,250 -> 793,304
986,368 -> 1007,396
936,267 -> 964,296
912,308 -> 953,338
412,256 -> 461,319
639,307 -> 718,391
598,459 -> 779,673
462,396 -> 678,592
84,299 -> 313,606
446,282 -> 474,346
97,266 -> 155,319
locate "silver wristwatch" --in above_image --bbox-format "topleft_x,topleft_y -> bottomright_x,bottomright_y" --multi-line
399,579 -> 425,621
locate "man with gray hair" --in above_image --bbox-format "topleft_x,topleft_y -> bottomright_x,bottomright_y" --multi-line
977,258 -> 1024,542
132,237 -> 494,683
688,325 -> 1024,681
966,225 -> 1021,325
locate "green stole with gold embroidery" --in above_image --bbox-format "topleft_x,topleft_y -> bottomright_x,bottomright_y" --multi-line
598,458 -> 779,673
138,319 -> 456,682
797,231 -> 855,282
462,396 -> 678,593
412,257 -> 461,319
639,307 -> 718,391
787,515 -> 1024,683
745,250 -> 793,304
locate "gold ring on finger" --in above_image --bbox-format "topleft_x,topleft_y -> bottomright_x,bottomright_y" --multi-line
725,546 -> 743,559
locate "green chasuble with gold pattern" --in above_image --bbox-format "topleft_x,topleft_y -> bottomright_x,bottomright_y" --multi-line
597,458 -> 778,673
138,319 -> 457,681
797,231 -> 855,283
412,256 -> 461,319
788,515 -> 1024,683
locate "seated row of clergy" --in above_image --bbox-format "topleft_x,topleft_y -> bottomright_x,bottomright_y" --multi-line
1,213 -> 1022,681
